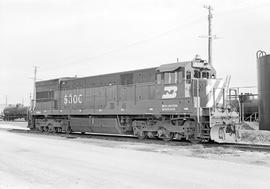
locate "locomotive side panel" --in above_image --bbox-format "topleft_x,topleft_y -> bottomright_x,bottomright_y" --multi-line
38,78 -> 196,115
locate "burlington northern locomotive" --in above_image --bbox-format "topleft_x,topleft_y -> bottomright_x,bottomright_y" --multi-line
28,56 -> 238,142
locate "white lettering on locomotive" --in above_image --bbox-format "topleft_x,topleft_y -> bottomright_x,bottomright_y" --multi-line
64,94 -> 83,105
162,104 -> 178,111
64,95 -> 68,104
73,95 -> 78,104
78,94 -> 82,103
68,94 -> 72,104
162,86 -> 178,99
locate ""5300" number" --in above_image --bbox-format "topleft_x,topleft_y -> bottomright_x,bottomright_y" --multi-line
64,94 -> 83,104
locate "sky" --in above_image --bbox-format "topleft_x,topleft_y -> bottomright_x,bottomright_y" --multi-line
0,0 -> 270,105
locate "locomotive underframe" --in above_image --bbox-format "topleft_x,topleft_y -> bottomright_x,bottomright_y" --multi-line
30,111 -> 211,142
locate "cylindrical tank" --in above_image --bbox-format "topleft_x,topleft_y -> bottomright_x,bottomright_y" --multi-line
3,104 -> 28,121
257,50 -> 270,130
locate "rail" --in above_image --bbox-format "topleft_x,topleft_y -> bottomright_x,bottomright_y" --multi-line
8,128 -> 270,153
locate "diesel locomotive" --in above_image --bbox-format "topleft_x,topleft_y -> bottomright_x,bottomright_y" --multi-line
28,56 -> 238,142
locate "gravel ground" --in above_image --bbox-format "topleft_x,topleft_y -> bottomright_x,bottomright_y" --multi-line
1,121 -> 270,189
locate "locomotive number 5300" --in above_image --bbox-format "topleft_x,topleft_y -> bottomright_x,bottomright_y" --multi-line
64,94 -> 82,104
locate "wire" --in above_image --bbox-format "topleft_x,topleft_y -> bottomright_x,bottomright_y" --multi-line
41,17 -> 205,72
41,1 -> 270,73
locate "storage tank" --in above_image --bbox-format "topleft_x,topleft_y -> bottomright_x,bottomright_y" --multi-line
3,104 -> 28,121
257,50 -> 270,130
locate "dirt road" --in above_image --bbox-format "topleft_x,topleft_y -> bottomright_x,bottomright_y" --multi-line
0,122 -> 270,189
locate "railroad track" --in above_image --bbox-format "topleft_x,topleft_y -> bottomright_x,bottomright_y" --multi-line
219,143 -> 270,152
8,128 -> 270,152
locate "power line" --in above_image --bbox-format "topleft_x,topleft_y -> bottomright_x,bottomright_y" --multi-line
38,2 -> 270,73
41,17 -> 205,72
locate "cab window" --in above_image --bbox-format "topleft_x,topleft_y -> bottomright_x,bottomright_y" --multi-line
202,72 -> 210,79
171,72 -> 177,83
178,71 -> 183,82
164,72 -> 178,84
164,72 -> 170,84
186,71 -> 191,84
157,73 -> 162,84
194,70 -> 201,78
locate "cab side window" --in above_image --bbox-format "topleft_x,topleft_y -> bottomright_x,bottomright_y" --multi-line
179,70 -> 184,82
164,72 -> 170,84
202,72 -> 210,79
194,70 -> 201,78
164,72 -> 178,84
186,71 -> 191,84
170,72 -> 177,83
157,73 -> 162,84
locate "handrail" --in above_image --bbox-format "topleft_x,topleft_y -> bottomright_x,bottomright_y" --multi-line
244,112 -> 258,122
256,50 -> 267,59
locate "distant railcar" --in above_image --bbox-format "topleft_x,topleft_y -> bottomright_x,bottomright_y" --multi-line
28,57 -> 237,142
3,104 -> 28,121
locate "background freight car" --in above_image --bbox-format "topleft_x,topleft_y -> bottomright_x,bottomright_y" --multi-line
3,104 -> 28,121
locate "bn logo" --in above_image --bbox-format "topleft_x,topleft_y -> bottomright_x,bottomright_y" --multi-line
64,94 -> 82,104
162,86 -> 177,99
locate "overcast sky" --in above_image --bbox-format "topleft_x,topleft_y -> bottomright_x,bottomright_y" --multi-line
1,0 -> 270,105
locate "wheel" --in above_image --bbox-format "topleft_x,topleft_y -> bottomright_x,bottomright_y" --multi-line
189,138 -> 202,144
53,127 -> 58,133
162,133 -> 174,142
146,131 -> 157,138
136,131 -> 147,140
44,126 -> 49,132
67,127 -> 73,134
46,124 -> 53,133
134,128 -> 147,140
158,128 -> 174,142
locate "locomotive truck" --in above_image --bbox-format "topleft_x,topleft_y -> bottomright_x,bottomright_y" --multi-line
28,57 -> 238,142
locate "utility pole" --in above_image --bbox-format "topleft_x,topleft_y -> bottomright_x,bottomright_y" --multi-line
32,66 -> 38,110
202,5 -> 216,66
5,95 -> 7,107
29,93 -> 32,106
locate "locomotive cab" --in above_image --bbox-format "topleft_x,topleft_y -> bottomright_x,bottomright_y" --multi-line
156,57 -> 216,84
154,56 -> 236,142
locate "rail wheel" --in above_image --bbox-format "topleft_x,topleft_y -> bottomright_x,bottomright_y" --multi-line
67,127 -> 73,134
162,133 -> 174,142
44,126 -> 49,132
135,130 -> 147,140
53,127 -> 59,133
189,138 -> 202,144
132,120 -> 148,140
158,128 -> 174,142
